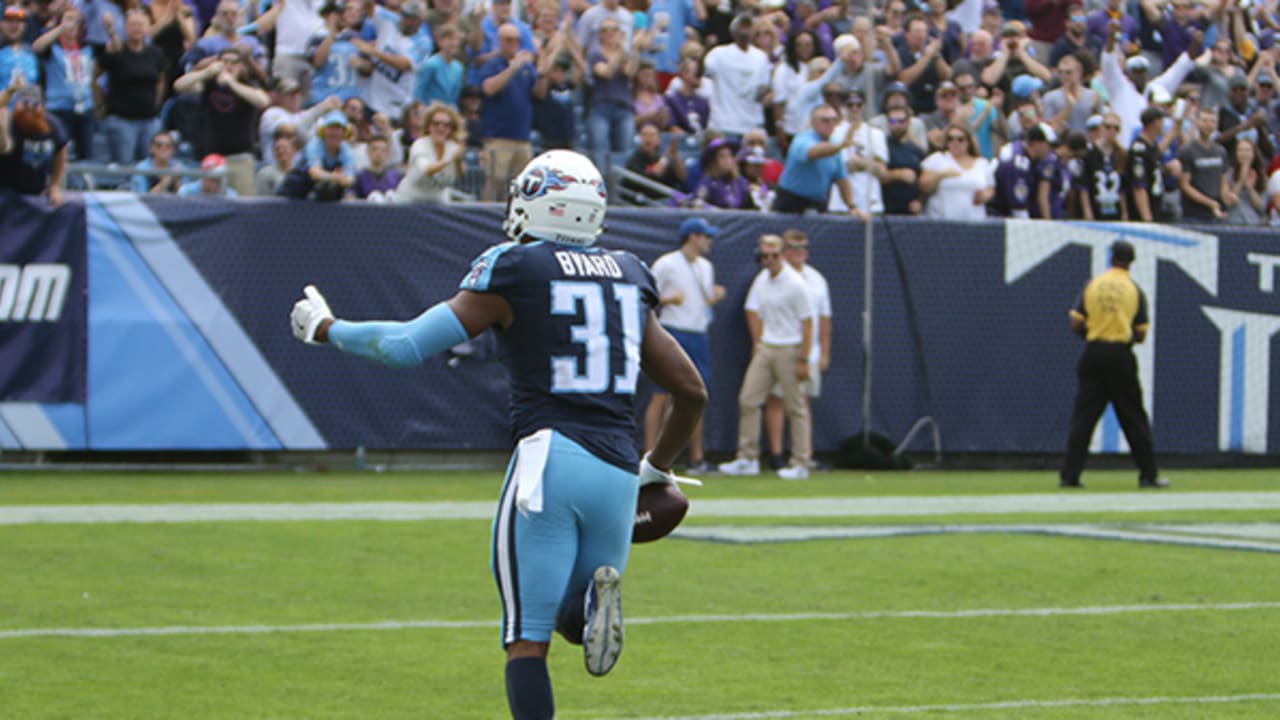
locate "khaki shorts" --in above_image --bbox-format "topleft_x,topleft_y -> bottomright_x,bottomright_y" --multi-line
483,139 -> 532,199
772,371 -> 821,399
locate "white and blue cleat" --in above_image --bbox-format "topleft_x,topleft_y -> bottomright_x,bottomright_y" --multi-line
583,565 -> 623,677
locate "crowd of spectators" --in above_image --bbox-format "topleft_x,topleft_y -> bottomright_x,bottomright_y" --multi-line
2,0 -> 1280,222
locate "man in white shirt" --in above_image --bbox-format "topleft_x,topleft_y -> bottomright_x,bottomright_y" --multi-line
1098,31 -> 1196,143
762,229 -> 831,472
266,0 -> 326,99
719,234 -> 814,480
259,78 -> 339,164
703,14 -> 772,136
356,0 -> 433,118
828,89 -> 886,213
645,217 -> 726,474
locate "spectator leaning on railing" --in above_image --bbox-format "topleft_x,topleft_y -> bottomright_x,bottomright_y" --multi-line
387,100 -> 466,204
775,103 -> 869,218
0,80 -> 68,206
130,130 -> 185,194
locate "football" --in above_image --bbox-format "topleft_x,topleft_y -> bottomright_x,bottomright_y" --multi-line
633,482 -> 689,543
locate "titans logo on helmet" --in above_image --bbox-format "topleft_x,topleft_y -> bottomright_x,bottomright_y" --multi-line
519,166 -> 578,201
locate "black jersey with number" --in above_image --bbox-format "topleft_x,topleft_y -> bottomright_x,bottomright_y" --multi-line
459,239 -> 659,471
1081,145 -> 1126,220
1125,137 -> 1163,219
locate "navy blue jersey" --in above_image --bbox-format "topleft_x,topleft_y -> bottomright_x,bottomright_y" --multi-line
990,141 -> 1038,218
460,240 -> 659,471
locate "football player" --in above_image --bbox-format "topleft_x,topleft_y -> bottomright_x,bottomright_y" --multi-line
290,149 -> 706,720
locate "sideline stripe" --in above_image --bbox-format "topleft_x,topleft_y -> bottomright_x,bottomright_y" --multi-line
620,692 -> 1280,719
4,491 -> 1280,525
4,601 -> 1278,639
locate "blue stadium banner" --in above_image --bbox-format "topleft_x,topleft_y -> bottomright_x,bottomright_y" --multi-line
0,191 -> 87,403
4,192 -> 1278,455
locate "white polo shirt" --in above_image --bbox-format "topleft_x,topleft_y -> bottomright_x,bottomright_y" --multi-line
651,249 -> 717,334
743,263 -> 813,346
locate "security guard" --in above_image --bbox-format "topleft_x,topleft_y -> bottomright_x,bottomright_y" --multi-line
1060,240 -> 1168,489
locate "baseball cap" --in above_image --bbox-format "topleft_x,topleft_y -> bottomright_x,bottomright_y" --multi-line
11,83 -> 43,104
1024,122 -> 1054,143
400,0 -> 425,17
1229,74 -> 1249,89
273,77 -> 301,94
679,217 -> 719,240
1086,114 -> 1104,130
201,153 -> 227,171
320,110 -> 349,128
1111,240 -> 1135,265
1260,73 -> 1276,86
1125,55 -> 1150,72
982,1 -> 1001,14
1140,105 -> 1167,126
882,80 -> 910,103
822,81 -> 850,100
936,81 -> 958,96
737,147 -> 767,165
832,34 -> 860,55
1001,20 -> 1024,37
1260,28 -> 1276,50
1011,74 -> 1043,97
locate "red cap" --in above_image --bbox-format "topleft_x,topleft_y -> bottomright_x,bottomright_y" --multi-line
200,154 -> 226,171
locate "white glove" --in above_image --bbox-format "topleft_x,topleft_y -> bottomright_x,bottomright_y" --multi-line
638,453 -> 703,487
291,285 -> 334,345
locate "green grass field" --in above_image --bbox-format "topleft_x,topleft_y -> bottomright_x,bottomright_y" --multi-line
2,468 -> 1278,719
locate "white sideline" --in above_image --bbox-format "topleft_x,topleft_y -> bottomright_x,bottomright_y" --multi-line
4,600 -> 1279,639
619,692 -> 1280,719
3,491 -> 1280,525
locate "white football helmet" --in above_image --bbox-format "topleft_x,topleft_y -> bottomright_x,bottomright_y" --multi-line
503,150 -> 608,246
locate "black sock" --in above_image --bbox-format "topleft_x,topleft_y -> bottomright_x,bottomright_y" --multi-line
505,657 -> 554,720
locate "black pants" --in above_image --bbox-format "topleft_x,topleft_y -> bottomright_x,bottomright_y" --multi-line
1061,342 -> 1159,483
773,186 -> 827,214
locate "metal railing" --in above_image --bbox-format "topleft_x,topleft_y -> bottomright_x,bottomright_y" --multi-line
65,162 -> 223,191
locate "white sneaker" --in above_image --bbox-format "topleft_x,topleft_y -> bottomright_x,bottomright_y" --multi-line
777,464 -> 809,480
583,566 -> 623,677
717,457 -> 760,476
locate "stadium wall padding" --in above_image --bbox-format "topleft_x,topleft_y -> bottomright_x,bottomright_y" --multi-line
2,191 -> 1278,456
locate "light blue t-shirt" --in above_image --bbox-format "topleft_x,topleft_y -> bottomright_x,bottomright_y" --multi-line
645,0 -> 697,74
41,43 -> 95,113
0,46 -> 40,105
130,157 -> 186,194
305,136 -> 357,171
415,53 -> 465,106
307,30 -> 363,106
778,128 -> 847,202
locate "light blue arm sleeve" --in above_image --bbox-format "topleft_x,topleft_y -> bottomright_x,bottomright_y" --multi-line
327,302 -> 470,368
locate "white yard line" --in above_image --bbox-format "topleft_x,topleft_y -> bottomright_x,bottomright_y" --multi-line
3,600 -> 1278,640
614,692 -> 1280,719
2,491 -> 1279,525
